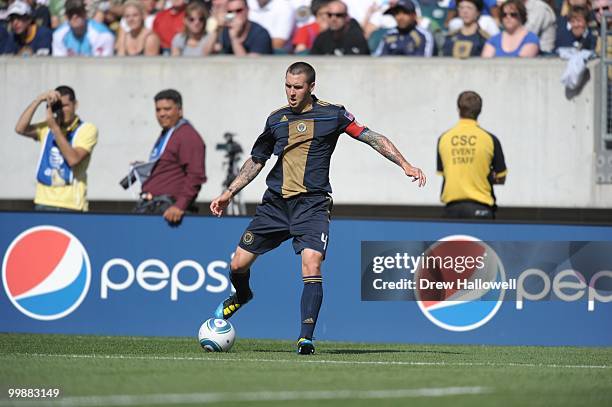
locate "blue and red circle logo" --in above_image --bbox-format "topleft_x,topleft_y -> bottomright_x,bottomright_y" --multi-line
415,235 -> 505,332
2,226 -> 91,320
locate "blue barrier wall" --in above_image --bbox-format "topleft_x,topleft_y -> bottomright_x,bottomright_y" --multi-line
1,212 -> 611,346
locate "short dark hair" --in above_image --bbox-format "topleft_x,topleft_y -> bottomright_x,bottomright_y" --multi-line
457,91 -> 482,120
55,85 -> 76,102
65,0 -> 86,17
286,62 -> 316,85
568,5 -> 589,21
311,0 -> 333,15
501,0 -> 528,25
154,89 -> 182,107
456,0 -> 484,12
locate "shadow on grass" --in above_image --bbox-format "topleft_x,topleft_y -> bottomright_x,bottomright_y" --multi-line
250,348 -> 465,355
324,349 -> 465,355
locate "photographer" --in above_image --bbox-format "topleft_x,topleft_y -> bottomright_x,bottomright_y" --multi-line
132,89 -> 206,224
203,0 -> 273,55
14,86 -> 98,211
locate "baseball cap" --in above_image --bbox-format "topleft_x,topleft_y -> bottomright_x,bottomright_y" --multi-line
7,1 -> 32,17
384,0 -> 416,15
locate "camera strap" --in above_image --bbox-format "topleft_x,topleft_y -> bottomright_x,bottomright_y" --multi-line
124,119 -> 189,191
149,119 -> 187,161
35,118 -> 83,187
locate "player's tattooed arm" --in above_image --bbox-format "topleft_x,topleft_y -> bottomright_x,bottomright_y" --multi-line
357,129 -> 407,167
226,157 -> 264,197
357,129 -> 427,187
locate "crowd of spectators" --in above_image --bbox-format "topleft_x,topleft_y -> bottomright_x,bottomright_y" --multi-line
0,0 -> 609,57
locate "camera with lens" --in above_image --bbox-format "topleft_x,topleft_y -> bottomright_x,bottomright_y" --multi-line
50,100 -> 64,124
216,132 -> 243,188
119,173 -> 137,190
216,132 -> 243,158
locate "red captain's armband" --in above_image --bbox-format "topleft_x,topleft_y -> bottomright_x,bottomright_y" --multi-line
345,120 -> 366,138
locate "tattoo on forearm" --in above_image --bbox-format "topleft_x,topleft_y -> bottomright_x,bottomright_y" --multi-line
358,129 -> 408,167
227,157 -> 263,195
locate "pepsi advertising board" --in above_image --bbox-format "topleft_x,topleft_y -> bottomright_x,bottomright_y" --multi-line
1,211 -> 612,346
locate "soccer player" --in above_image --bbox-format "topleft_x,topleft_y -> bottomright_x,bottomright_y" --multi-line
210,61 -> 426,355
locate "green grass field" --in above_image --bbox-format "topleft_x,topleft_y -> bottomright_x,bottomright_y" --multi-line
1,333 -> 611,407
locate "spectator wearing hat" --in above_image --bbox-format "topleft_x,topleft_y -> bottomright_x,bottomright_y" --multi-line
3,1 -> 52,55
482,0 -> 539,57
310,0 -> 370,55
373,0 -> 434,56
443,0 -> 490,57
52,0 -> 115,56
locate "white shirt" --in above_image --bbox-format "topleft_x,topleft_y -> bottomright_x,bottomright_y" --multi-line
247,0 -> 295,41
448,15 -> 501,37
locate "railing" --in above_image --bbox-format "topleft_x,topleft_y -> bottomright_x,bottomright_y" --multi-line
597,11 -> 612,183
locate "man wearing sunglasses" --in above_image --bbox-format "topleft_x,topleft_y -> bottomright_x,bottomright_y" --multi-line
205,0 -> 273,55
310,0 -> 370,55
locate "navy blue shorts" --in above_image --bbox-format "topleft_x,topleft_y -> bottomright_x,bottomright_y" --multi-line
239,190 -> 333,258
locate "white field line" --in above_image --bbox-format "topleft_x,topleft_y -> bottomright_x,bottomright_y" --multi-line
0,387 -> 490,407
4,352 -> 611,369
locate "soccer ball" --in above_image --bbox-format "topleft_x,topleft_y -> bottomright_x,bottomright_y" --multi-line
198,318 -> 236,352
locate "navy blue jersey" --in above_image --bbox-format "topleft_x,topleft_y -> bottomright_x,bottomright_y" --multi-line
4,24 -> 52,56
251,96 -> 366,198
442,28 -> 490,58
555,17 -> 596,51
374,26 -> 435,57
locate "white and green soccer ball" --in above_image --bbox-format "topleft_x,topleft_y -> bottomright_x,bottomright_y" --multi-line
198,318 -> 236,352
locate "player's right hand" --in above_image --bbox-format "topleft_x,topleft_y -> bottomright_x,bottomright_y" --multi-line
403,164 -> 427,188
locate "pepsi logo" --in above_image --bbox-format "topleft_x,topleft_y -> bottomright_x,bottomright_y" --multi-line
415,235 -> 506,332
2,226 -> 91,321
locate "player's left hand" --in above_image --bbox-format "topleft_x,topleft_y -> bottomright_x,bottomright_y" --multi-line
404,164 -> 426,187
163,205 -> 184,224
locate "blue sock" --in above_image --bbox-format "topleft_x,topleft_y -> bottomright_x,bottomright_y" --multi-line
300,276 -> 323,340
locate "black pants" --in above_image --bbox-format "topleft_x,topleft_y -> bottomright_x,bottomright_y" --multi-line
444,201 -> 495,220
133,195 -> 175,214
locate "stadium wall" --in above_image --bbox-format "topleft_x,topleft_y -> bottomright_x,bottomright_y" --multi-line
1,212 -> 611,346
1,57 -> 609,208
